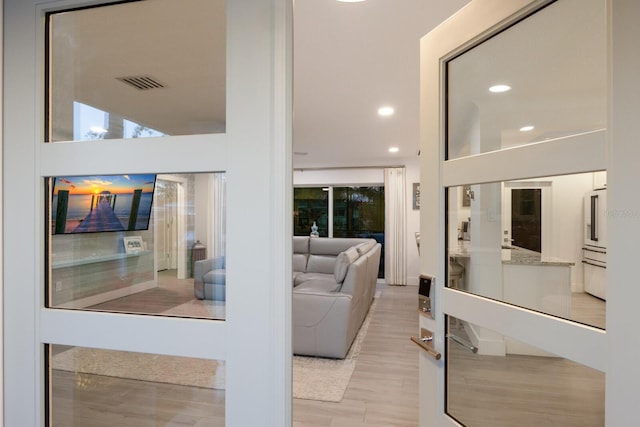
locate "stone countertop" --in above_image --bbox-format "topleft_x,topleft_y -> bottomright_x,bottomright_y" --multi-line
501,246 -> 574,266
449,241 -> 574,267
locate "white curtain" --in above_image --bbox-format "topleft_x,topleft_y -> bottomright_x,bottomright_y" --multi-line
384,167 -> 407,285
209,172 -> 227,257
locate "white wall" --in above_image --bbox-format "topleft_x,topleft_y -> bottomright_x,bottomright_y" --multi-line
294,160 -> 422,285
404,158 -> 421,285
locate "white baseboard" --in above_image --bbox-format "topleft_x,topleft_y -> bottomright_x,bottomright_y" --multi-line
56,280 -> 157,309
407,276 -> 419,286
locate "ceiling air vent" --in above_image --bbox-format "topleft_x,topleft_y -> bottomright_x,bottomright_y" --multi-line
117,75 -> 165,90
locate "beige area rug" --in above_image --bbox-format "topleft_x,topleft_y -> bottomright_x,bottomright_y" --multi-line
52,347 -> 226,389
162,299 -> 226,319
52,292 -> 379,403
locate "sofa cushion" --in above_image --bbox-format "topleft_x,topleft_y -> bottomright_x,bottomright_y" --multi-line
294,278 -> 341,293
306,254 -> 337,274
294,272 -> 334,287
203,269 -> 226,284
334,247 -> 360,283
309,237 -> 369,256
293,253 -> 308,273
293,236 -> 310,254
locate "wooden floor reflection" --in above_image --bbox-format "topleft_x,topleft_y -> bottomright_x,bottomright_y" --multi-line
447,292 -> 606,427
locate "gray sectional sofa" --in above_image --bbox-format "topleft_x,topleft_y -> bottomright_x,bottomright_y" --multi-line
193,236 -> 381,359
293,236 -> 381,358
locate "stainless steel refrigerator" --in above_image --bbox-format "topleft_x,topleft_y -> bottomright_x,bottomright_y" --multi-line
582,189 -> 607,300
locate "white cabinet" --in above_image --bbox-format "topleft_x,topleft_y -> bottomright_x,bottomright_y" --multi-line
503,262 -> 572,356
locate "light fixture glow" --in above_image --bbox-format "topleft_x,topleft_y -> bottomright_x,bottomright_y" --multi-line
519,125 -> 535,132
489,84 -> 511,93
90,126 -> 108,133
388,147 -> 399,153
378,106 -> 395,116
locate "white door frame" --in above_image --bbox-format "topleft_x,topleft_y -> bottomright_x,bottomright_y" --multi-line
3,1 -> 292,426
502,181 -> 552,255
419,0 -> 608,425
157,174 -> 187,279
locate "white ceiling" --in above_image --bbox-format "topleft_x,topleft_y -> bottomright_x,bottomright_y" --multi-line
293,0 -> 470,169
50,0 -> 471,167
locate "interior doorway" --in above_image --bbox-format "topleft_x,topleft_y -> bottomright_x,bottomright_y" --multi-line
511,188 -> 542,252
155,174 -> 188,279
155,179 -> 178,271
502,182 -> 551,255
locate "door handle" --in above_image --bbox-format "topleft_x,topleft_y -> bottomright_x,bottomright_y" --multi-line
582,260 -> 606,269
410,328 -> 441,360
590,195 -> 598,242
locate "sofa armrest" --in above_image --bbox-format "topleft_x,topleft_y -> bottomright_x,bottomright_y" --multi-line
293,290 -> 353,358
293,289 -> 351,327
194,256 -> 225,299
194,257 -> 224,282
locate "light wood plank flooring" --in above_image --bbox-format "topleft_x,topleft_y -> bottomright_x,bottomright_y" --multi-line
52,275 -> 420,426
53,272 -> 607,426
292,284 -> 419,427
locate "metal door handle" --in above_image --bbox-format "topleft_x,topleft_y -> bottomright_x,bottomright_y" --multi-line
410,328 -> 441,360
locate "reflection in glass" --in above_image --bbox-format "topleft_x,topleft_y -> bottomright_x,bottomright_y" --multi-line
446,316 -> 604,426
47,172 -> 226,320
446,0 -> 606,159
47,0 -> 226,142
49,345 -> 225,426
333,186 -> 385,278
447,172 -> 606,329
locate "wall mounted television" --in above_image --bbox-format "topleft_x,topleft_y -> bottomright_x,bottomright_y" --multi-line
51,174 -> 157,234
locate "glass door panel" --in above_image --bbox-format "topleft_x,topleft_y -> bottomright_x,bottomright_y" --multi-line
47,0 -> 226,143
446,173 -> 606,330
446,316 -> 604,427
49,344 -> 226,426
446,0 -> 606,160
423,0 -> 609,425
47,172 -> 227,320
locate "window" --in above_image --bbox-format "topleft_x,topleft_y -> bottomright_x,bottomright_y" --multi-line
294,185 -> 385,277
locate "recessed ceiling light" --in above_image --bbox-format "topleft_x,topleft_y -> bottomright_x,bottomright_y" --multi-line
519,125 -> 535,132
489,84 -> 511,93
388,147 -> 399,153
378,106 -> 395,116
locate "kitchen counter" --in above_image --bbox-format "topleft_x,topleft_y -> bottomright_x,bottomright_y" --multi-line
449,240 -> 574,356
501,246 -> 574,266
449,241 -> 574,266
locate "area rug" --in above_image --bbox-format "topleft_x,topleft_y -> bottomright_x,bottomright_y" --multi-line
52,292 -> 379,403
52,347 -> 226,389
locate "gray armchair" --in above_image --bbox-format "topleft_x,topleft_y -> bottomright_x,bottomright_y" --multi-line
193,256 -> 226,301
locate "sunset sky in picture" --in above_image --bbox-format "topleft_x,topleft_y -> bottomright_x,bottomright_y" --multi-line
54,174 -> 156,195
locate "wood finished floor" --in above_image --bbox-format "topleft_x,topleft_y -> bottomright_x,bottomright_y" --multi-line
54,272 -> 606,426
53,275 -> 420,427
